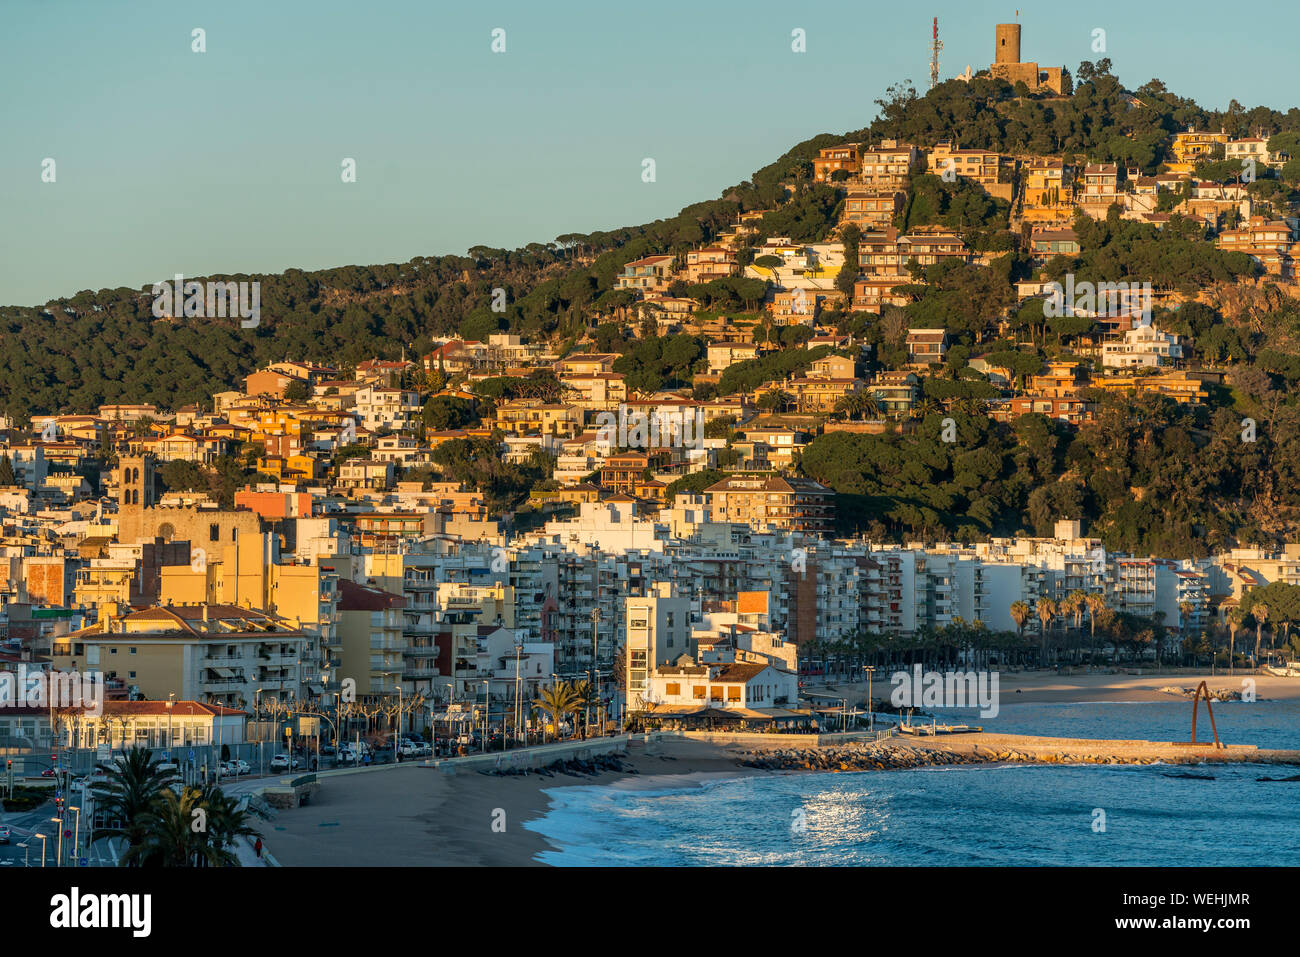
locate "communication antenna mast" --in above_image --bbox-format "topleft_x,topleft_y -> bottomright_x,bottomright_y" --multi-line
929,17 -> 942,90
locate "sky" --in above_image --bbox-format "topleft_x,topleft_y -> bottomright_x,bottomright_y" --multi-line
3,0 -> 1298,306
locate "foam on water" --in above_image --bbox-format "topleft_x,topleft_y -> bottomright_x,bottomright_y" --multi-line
524,700 -> 1300,866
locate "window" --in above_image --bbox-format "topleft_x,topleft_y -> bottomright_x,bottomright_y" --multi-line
665,683 -> 680,696
727,687 -> 742,702
129,671 -> 136,679
693,686 -> 706,699
209,524 -> 220,542
710,687 -> 723,701
129,647 -> 137,654
109,648 -> 117,655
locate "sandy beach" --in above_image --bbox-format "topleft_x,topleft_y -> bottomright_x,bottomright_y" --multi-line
265,737 -> 758,866
262,671 -> 1300,866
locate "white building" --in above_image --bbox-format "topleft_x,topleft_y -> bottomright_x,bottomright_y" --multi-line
1101,323 -> 1183,369
355,385 -> 421,433
624,582 -> 692,712
644,660 -> 799,711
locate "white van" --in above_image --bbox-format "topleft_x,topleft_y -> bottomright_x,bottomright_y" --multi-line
338,741 -> 372,762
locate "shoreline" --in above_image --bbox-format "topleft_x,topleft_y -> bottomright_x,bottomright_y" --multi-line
262,672 -> 1300,867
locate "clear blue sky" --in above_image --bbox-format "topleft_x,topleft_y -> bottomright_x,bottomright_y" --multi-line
3,0 -> 1296,306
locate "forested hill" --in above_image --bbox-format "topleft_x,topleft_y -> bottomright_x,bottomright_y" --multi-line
4,59 -> 1300,421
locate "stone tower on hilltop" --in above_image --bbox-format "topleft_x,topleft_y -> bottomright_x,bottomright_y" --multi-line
989,21 -> 1062,95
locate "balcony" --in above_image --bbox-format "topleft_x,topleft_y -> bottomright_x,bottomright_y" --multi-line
202,676 -> 247,688
202,655 -> 247,667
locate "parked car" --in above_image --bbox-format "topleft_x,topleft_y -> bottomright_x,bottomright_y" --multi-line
84,770 -> 110,789
0,825 -> 11,844
269,754 -> 300,772
40,768 -> 56,777
230,759 -> 251,775
338,741 -> 372,762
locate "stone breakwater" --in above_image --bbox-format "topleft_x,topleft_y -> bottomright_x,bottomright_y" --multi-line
736,733 -> 1300,773
1157,685 -> 1243,701
739,742 -> 1148,772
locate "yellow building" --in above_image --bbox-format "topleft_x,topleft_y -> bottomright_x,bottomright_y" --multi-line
704,474 -> 835,533
159,533 -> 342,693
784,377 -> 866,414
494,399 -> 582,437
1021,159 -> 1075,224
1090,371 -> 1208,404
54,603 -> 310,708
255,453 -> 323,482
1169,129 -> 1229,173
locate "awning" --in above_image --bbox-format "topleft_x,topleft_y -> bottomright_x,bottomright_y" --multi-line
211,667 -> 234,678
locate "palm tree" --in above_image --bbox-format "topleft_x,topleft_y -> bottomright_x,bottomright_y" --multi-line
758,387 -> 793,414
833,391 -> 879,422
571,679 -> 596,739
1063,591 -> 1087,663
1085,592 -> 1107,670
532,681 -> 582,741
90,746 -> 180,860
120,787 -> 236,868
1222,613 -> 1242,670
198,784 -> 262,856
1036,599 -> 1057,666
1251,604 -> 1269,671
1009,601 -> 1030,648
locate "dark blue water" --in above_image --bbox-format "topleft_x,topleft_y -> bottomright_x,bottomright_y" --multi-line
525,700 -> 1300,865
525,762 -> 1300,866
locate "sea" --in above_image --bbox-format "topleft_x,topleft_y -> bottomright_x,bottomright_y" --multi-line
522,700 -> 1300,866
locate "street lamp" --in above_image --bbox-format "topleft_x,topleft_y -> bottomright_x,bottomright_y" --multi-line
165,693 -> 175,760
52,816 -> 64,866
589,608 -> 601,738
35,833 -> 47,868
18,841 -> 28,868
70,804 -> 82,862
254,687 -> 267,774
380,672 -> 402,760
512,642 -> 523,751
863,666 -> 875,733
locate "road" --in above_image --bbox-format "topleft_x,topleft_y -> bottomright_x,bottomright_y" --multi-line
0,797 -> 121,868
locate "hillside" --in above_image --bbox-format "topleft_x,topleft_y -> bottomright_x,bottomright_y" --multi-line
10,60 -> 1294,419
8,60 -> 1300,556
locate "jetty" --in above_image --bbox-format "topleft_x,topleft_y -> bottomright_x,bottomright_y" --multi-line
735,730 -> 1300,773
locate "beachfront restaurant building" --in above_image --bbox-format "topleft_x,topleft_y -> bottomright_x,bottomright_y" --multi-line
634,660 -> 808,731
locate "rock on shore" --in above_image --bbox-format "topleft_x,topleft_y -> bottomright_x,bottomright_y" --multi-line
737,741 -> 1232,772
1157,686 -> 1244,701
